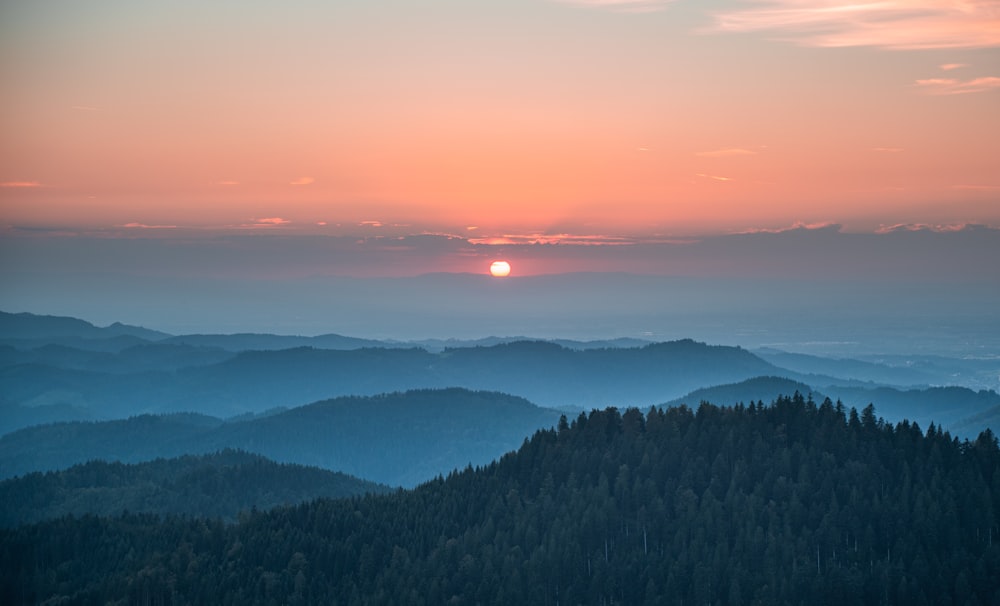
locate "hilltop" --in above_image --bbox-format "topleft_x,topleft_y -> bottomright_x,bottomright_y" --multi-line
3,397 -> 997,604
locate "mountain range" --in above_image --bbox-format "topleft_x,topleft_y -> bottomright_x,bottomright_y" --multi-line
2,310 -> 999,488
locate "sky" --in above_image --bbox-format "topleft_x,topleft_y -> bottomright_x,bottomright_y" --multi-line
2,0 -> 998,239
1,1 -> 999,346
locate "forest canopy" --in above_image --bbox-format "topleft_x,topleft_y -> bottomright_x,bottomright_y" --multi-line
2,395 -> 998,605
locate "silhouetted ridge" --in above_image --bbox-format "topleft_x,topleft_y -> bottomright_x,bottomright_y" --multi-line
4,396 -> 997,604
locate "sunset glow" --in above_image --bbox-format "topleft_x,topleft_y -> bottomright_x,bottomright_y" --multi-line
0,0 -> 996,243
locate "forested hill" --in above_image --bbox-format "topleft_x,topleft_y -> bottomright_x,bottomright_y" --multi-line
4,396 -> 998,605
0,450 -> 390,527
0,389 -> 563,486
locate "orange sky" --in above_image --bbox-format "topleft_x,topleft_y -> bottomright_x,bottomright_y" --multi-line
2,1 -> 999,238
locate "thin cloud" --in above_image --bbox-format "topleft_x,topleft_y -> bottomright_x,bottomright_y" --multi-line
915,76 -> 1000,95
952,184 -> 1000,190
710,1 -> 1000,50
289,177 -> 315,186
736,221 -> 840,234
552,0 -> 676,13
940,63 -> 967,71
696,173 -> 733,182
468,233 -> 636,246
254,217 -> 291,226
1,181 -> 42,188
695,148 -> 757,158
122,222 -> 177,229
360,220 -> 384,228
875,222 -> 978,233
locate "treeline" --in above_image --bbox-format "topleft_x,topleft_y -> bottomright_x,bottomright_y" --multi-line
0,450 -> 390,527
2,395 -> 998,605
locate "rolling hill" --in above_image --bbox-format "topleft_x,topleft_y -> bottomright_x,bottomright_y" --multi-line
0,450 -> 389,527
4,399 -> 997,604
0,388 -> 562,487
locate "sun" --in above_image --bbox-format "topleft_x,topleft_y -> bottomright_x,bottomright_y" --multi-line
489,260 -> 511,278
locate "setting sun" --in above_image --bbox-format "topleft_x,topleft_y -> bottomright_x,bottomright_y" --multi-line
489,261 -> 511,278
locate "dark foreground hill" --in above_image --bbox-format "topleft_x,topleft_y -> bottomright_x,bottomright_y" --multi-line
0,389 -> 562,487
4,397 -> 997,605
0,450 -> 389,527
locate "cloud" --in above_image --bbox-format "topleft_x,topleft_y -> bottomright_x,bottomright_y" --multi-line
940,63 -> 967,71
952,184 -> 1000,190
710,1 -> 1000,50
875,222 -> 981,233
289,177 -> 315,186
695,148 -> 757,158
696,173 -> 733,182
915,76 -> 1000,94
552,0 -> 676,13
254,217 -> 291,226
122,222 -> 177,229
1,181 -> 42,188
468,233 -> 636,246
736,221 -> 840,234
360,220 -> 383,228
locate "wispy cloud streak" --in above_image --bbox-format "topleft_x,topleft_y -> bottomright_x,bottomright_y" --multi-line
122,222 -> 177,229
1,181 -> 42,188
915,76 -> 1000,94
552,0 -> 676,13
711,1 -> 1000,50
875,222 -> 983,233
736,221 -> 839,234
468,233 -> 636,246
952,184 -> 1000,190
695,148 -> 757,158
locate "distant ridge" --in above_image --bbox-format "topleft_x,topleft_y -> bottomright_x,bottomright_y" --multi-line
162,332 -> 387,352
1,333 -> 783,422
2,311 -> 997,439
0,311 -> 170,342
